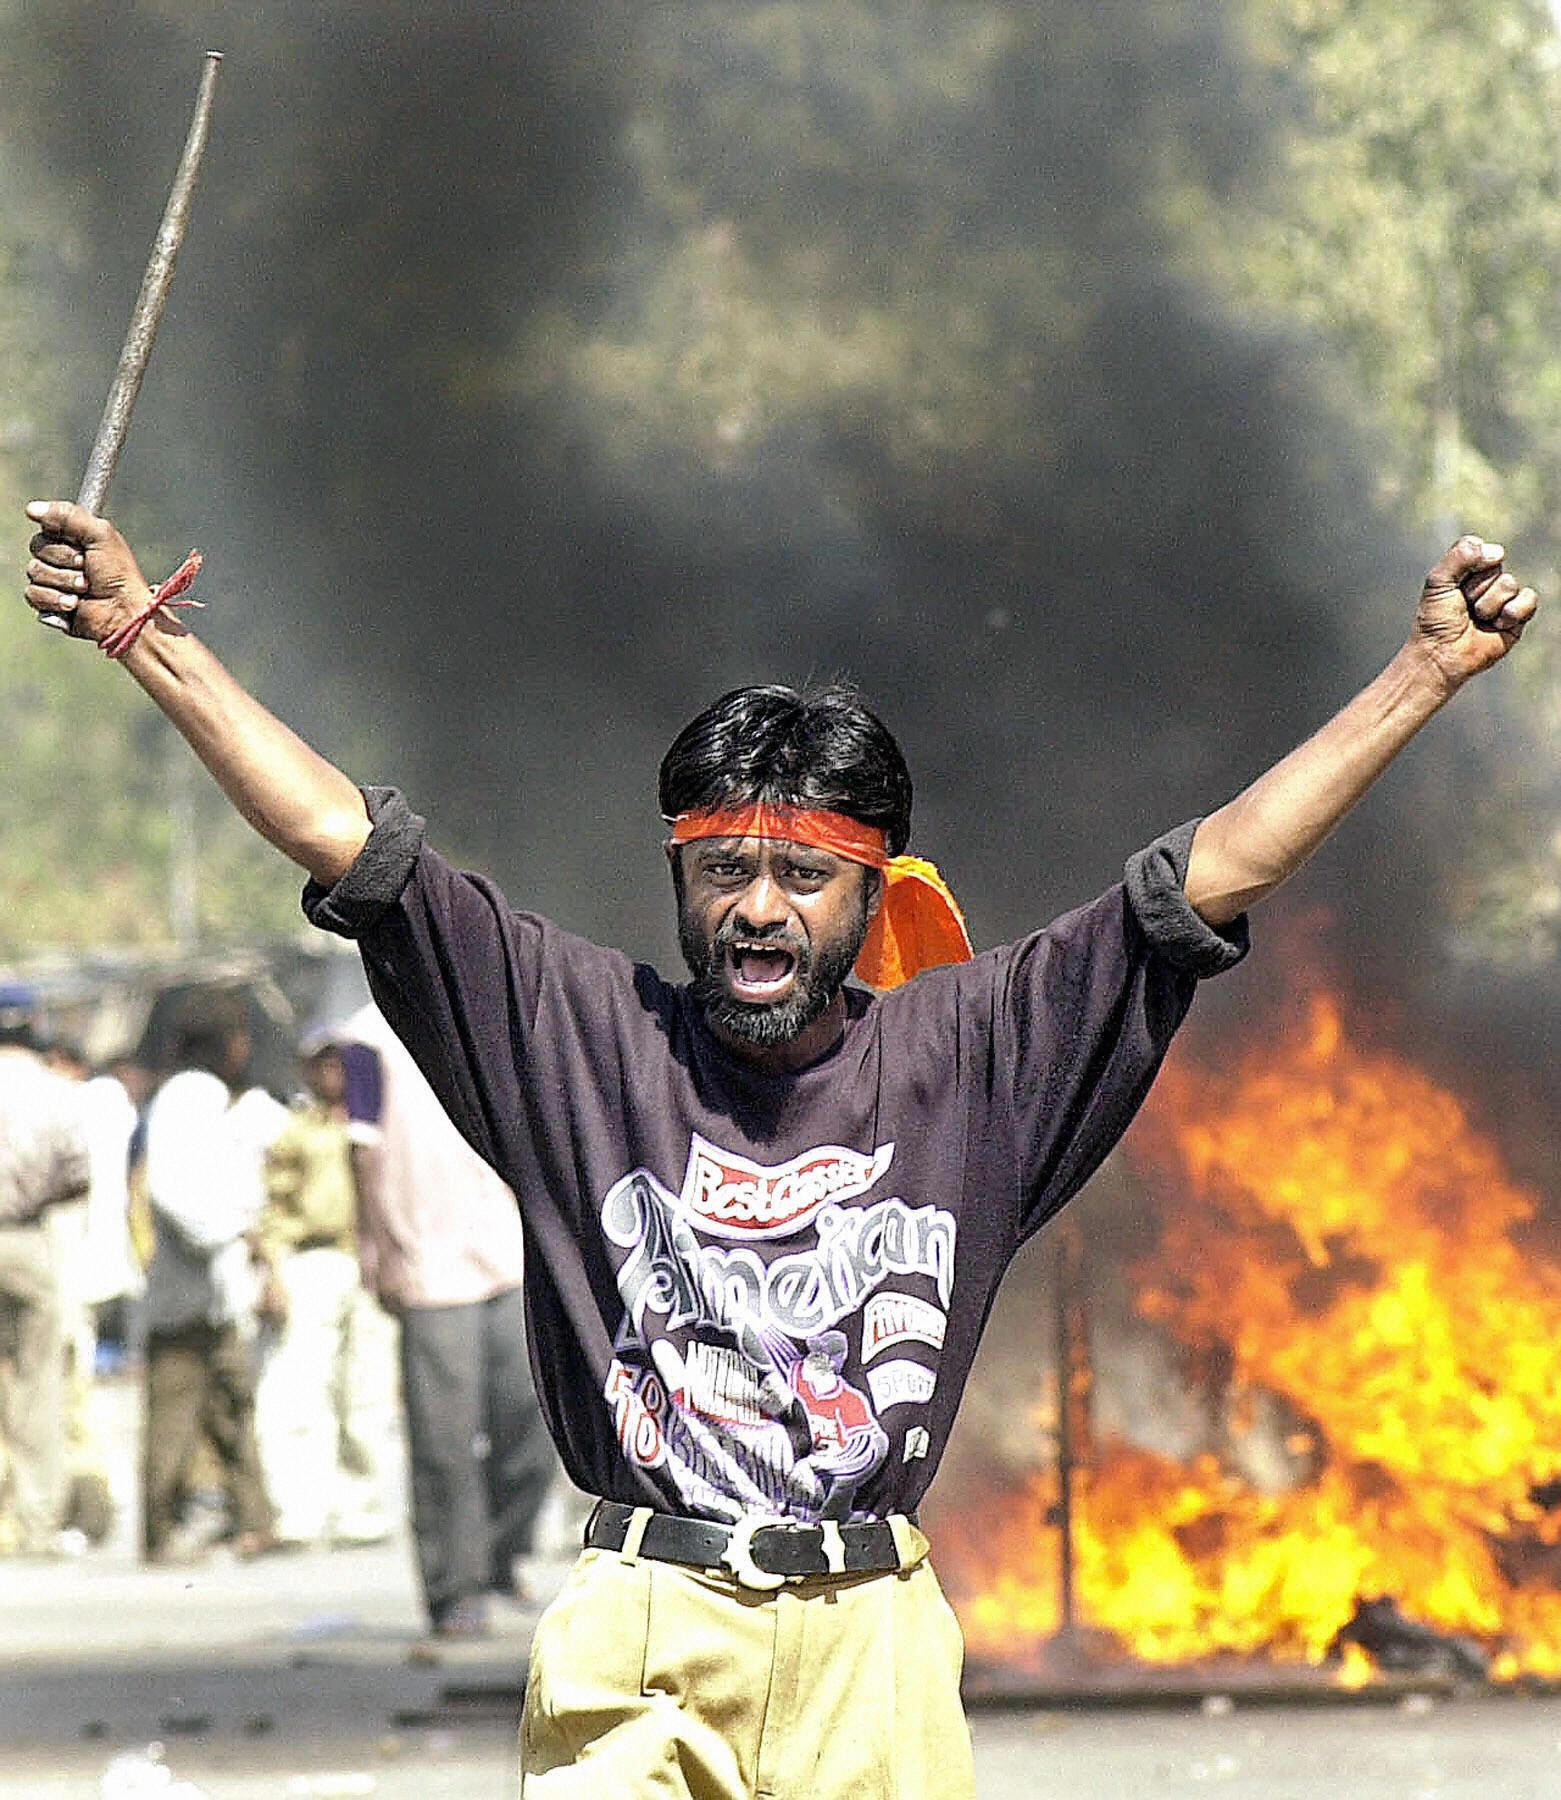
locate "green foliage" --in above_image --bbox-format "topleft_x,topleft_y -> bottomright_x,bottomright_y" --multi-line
0,51 -> 306,957
509,4 -> 1255,505
0,538 -> 305,957
1171,0 -> 1561,955
0,234 -> 297,953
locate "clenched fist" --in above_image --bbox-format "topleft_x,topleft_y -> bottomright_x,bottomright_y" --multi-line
1414,535 -> 1539,695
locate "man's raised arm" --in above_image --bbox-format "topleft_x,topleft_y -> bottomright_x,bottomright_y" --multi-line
1184,535 -> 1540,927
24,501 -> 371,887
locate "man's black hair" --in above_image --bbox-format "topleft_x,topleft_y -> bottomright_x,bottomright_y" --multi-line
658,683 -> 913,856
171,989 -> 252,1081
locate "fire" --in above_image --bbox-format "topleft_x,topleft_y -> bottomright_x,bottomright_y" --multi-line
936,994 -> 1561,1677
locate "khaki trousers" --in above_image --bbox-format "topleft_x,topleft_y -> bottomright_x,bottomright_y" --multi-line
142,1319 -> 272,1557
519,1520 -> 974,1800
0,1222 -> 65,1552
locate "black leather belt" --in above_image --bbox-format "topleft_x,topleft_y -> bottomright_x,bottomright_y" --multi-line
586,1499 -> 914,1590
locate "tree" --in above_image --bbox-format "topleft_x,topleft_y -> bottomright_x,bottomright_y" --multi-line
0,128 -> 304,954
1178,0 -> 1561,955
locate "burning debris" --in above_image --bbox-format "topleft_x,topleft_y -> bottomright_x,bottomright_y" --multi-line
932,993 -> 1561,1683
1326,1597 -> 1489,1684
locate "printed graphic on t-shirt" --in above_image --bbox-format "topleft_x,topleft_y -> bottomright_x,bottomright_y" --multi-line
680,1134 -> 897,1238
863,1291 -> 947,1361
600,1135 -> 954,1522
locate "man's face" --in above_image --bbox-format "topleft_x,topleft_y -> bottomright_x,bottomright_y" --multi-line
302,1048 -> 346,1105
674,836 -> 878,1049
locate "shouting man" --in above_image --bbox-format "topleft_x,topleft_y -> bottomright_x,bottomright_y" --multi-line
22,499 -> 1538,1796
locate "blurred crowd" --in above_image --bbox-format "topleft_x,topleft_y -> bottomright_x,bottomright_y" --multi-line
0,980 -> 564,1640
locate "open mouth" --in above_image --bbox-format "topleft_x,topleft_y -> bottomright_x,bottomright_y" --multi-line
725,942 -> 800,1002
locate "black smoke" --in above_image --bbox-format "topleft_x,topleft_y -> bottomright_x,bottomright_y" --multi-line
9,2 -> 1555,1173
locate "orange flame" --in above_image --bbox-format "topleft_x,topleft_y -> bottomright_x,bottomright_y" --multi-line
936,994 -> 1561,1677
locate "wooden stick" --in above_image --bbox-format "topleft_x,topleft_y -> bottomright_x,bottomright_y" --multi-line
41,51 -> 222,631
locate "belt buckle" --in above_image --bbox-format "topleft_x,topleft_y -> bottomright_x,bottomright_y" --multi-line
720,1513 -> 789,1591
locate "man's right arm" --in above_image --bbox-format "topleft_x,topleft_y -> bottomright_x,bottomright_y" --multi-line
24,501 -> 370,886
29,507 -> 559,1185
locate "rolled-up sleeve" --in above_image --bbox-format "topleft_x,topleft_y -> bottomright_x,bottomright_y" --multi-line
297,787 -> 547,1180
301,787 -> 426,939
1124,818 -> 1249,977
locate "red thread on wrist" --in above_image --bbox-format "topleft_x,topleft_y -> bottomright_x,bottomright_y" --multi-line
101,550 -> 205,660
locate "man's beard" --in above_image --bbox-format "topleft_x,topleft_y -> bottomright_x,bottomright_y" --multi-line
679,894 -> 870,1049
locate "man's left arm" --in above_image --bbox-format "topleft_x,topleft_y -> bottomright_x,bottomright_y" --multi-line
1184,536 -> 1539,927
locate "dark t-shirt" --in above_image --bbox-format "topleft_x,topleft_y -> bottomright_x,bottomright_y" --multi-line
304,790 -> 1247,1524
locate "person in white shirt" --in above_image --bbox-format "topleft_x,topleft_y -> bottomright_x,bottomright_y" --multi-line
77,1062 -> 144,1341
37,1042 -> 142,1546
140,992 -> 286,1562
0,987 -> 90,1557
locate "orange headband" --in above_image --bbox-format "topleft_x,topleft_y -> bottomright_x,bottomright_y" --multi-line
669,803 -> 973,989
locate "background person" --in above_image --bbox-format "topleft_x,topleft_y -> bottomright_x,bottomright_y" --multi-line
35,1039 -> 134,1547
0,986 -> 90,1557
76,1054 -> 146,1370
139,993 -> 285,1562
254,1036 -> 396,1549
336,1003 -> 556,1639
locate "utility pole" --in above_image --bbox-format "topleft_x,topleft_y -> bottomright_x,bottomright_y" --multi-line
1052,1218 -> 1089,1655
166,725 -> 199,947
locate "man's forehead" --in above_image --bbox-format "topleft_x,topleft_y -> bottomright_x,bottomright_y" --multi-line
686,833 -> 843,860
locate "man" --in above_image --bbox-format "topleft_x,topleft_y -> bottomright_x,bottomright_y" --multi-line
41,1045 -> 141,1352
334,1002 -> 554,1639
253,1036 -> 396,1551
0,985 -> 90,1556
21,500 -> 1538,1793
139,992 -> 284,1561
35,1038 -> 134,1546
